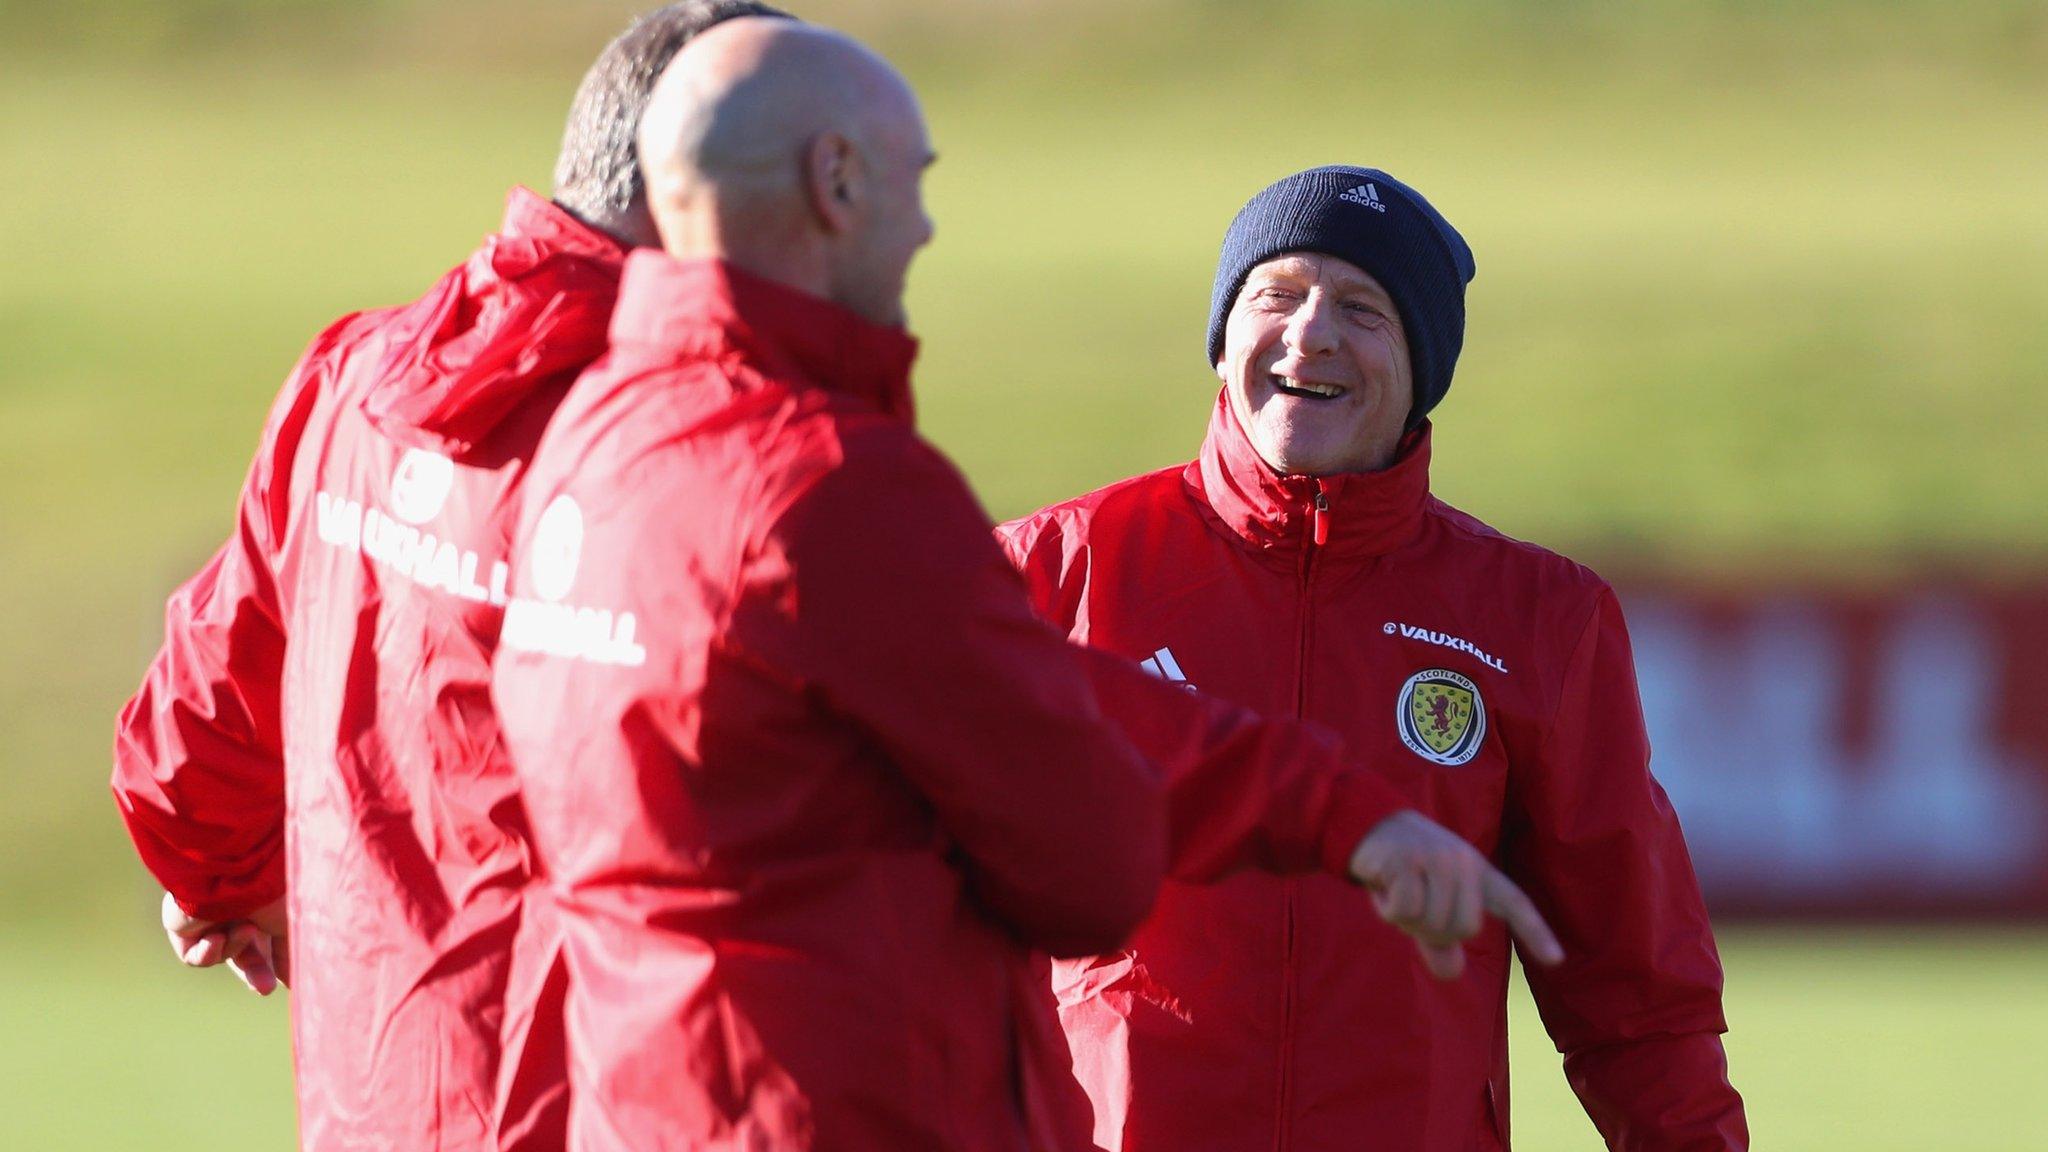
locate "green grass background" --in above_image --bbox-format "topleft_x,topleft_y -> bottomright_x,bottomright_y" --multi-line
4,0 -> 2045,1145
5,925 -> 2044,1148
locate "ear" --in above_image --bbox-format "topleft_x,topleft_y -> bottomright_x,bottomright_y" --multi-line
802,131 -> 862,235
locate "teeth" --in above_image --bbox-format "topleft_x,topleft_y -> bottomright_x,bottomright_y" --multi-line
1277,377 -> 1343,398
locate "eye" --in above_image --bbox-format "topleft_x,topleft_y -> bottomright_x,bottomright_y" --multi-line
1342,300 -> 1389,323
1251,286 -> 1302,305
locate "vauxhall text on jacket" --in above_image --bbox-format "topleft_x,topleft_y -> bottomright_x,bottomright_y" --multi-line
112,188 -> 620,1151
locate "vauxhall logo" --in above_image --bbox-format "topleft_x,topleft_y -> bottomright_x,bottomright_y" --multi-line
388,449 -> 455,526
1382,620 -> 1509,674
312,450 -> 510,607
499,494 -> 648,668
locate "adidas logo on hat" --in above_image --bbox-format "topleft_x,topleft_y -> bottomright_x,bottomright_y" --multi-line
1339,183 -> 1387,213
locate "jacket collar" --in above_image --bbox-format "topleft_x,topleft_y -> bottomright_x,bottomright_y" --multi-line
1185,390 -> 1432,564
608,252 -> 919,422
498,185 -> 631,265
360,187 -> 629,455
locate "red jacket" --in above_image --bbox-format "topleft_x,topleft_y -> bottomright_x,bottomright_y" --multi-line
998,396 -> 1747,1151
489,254 -> 1418,1152
111,188 -> 622,1150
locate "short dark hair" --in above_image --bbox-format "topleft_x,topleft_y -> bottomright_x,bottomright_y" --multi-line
553,1 -> 794,222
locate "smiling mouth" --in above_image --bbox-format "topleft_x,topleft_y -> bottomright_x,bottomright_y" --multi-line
1271,375 -> 1348,401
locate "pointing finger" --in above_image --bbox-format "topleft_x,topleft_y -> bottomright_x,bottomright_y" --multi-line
1482,868 -> 1563,967
1450,860 -> 1484,942
228,937 -> 280,997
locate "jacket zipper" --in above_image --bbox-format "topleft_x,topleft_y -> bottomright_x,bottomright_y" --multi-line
1276,481 -> 1330,1152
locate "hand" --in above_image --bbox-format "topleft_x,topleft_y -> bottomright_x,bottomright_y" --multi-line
1347,810 -> 1565,980
160,892 -> 290,996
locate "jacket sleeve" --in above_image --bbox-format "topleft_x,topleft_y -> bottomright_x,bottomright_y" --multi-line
1068,638 -> 1409,883
110,362 -> 319,923
734,433 -> 1168,958
1502,586 -> 1747,1151
995,512 -> 1411,886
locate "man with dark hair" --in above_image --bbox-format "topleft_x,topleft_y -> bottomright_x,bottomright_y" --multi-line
109,4 -> 786,1148
1001,166 -> 1748,1150
553,0 -> 788,245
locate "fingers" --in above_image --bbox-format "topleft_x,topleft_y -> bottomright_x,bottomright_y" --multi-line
1420,866 -> 1456,940
1449,860 -> 1484,942
176,929 -> 230,968
161,892 -> 286,983
162,892 -> 225,966
1415,940 -> 1466,981
227,935 -> 281,997
1371,869 -> 1425,926
1353,812 -> 1567,976
1481,868 -> 1564,967
223,921 -> 262,956
1389,866 -> 1477,983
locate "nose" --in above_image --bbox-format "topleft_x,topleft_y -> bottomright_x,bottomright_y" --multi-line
1282,289 -> 1339,358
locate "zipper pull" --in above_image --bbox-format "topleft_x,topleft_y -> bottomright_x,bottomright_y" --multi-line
1311,484 -> 1330,548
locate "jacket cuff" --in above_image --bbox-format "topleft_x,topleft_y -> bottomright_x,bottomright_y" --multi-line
1315,769 -> 1412,879
169,876 -> 286,925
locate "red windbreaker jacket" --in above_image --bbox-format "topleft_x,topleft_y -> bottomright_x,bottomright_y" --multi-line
999,396 -> 1747,1151
111,189 -> 622,1150
488,254 -> 1421,1152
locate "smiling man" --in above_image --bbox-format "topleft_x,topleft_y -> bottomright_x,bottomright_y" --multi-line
1000,166 -> 1749,1150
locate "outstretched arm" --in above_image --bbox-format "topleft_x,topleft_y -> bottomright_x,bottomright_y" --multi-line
735,434 -> 1169,958
999,509 -> 1558,975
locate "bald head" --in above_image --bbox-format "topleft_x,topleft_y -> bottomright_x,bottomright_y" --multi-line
637,17 -> 936,326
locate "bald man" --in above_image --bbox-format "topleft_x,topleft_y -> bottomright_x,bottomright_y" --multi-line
491,17 -> 1560,1150
108,5 -> 788,1149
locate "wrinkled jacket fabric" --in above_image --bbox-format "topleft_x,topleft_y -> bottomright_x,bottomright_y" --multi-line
111,188 -> 622,1150
488,254 -> 1417,1152
998,396 -> 1747,1152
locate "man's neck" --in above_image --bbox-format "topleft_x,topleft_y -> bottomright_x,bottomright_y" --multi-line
658,208 -> 832,305
549,198 -> 660,251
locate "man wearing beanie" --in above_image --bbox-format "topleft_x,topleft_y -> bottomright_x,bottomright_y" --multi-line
999,166 -> 1748,1150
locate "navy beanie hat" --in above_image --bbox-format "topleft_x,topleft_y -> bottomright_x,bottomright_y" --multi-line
1206,166 -> 1477,425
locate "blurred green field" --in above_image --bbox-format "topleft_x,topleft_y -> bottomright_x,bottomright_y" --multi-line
5,926 -> 2044,1148
4,0 -> 2045,1146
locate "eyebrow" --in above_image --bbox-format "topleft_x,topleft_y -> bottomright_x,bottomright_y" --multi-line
1336,283 -> 1393,305
1249,263 -> 1313,284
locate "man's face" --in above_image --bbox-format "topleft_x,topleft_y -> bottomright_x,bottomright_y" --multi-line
841,87 -> 936,328
1217,252 -> 1413,476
